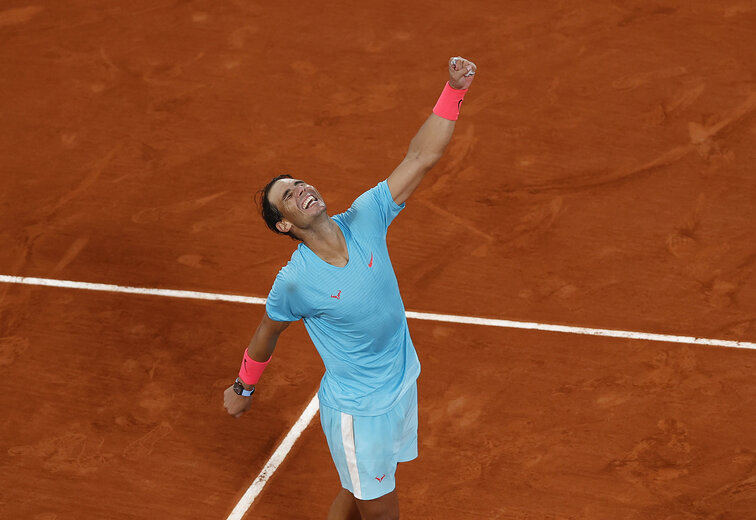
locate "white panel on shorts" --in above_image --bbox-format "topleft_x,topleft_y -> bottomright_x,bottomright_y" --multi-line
340,412 -> 362,499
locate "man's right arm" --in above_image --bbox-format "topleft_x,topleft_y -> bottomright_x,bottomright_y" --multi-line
246,312 -> 292,364
223,313 -> 292,418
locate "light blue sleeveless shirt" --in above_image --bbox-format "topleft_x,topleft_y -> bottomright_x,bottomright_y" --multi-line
265,181 -> 421,416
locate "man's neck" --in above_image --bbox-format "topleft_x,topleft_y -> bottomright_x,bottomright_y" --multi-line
300,217 -> 349,267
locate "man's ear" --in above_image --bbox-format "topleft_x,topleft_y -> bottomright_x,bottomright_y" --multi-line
276,219 -> 292,233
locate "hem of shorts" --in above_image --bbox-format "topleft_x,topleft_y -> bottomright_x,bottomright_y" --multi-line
397,452 -> 418,464
353,482 -> 397,501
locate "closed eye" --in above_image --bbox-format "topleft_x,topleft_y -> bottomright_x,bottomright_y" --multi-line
283,181 -> 305,201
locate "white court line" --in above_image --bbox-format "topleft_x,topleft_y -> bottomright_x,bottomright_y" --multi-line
226,393 -> 320,520
404,311 -> 756,350
1,274 -> 754,350
2,273 -> 755,520
0,274 -> 266,305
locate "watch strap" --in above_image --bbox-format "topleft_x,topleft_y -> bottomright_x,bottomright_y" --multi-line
234,378 -> 255,397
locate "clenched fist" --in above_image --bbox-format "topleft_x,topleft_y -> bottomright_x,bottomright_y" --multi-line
448,56 -> 477,90
224,384 -> 253,418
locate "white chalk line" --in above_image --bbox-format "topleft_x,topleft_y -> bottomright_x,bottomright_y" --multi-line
226,393 -> 320,520
404,311 -> 756,350
1,274 -> 754,350
2,273 -> 755,520
0,274 -> 267,305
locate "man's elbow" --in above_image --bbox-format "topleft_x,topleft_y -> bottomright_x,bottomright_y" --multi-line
406,151 -> 443,171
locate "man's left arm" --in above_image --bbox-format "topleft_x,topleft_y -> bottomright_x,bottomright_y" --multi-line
387,56 -> 477,205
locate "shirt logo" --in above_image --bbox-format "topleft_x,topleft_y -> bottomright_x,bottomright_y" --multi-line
331,290 -> 341,300
368,252 -> 374,268
375,474 -> 386,483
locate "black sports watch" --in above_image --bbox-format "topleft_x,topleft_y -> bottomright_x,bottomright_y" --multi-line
233,378 -> 255,397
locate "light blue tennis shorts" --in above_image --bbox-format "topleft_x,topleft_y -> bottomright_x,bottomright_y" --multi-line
319,382 -> 418,500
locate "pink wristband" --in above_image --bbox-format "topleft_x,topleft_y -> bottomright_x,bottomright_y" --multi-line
433,82 -> 468,121
239,349 -> 271,385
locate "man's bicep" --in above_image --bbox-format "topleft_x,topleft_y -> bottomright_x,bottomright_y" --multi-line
261,312 -> 293,337
386,156 -> 433,206
345,181 -> 405,235
265,267 -> 304,322
247,312 -> 293,361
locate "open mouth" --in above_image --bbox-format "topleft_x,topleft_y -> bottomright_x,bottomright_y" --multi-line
301,194 -> 317,210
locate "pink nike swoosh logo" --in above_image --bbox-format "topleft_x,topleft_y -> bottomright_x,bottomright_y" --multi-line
331,290 -> 341,300
375,474 -> 386,483
368,253 -> 373,268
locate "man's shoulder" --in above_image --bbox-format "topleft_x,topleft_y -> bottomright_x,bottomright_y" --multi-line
336,181 -> 390,225
276,242 -> 326,280
354,181 -> 389,207
273,247 -> 301,279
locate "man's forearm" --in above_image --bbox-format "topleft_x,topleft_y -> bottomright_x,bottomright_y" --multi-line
386,56 -> 476,205
386,113 -> 456,205
237,315 -> 290,389
237,336 -> 276,391
405,113 -> 455,166
247,326 -> 279,362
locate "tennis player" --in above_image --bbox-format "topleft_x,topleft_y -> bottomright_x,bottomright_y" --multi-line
224,56 -> 476,520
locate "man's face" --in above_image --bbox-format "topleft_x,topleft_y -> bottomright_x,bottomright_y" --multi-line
267,178 -> 326,232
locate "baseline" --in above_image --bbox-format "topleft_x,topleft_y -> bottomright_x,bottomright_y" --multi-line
1,274 -> 754,350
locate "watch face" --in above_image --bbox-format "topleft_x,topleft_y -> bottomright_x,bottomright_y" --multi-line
233,380 -> 244,395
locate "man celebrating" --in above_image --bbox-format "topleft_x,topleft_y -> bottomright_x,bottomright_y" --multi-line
224,56 -> 477,520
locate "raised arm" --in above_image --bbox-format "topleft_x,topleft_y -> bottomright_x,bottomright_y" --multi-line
387,56 -> 477,205
223,313 -> 292,418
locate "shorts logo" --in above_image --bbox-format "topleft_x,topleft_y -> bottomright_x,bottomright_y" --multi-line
375,474 -> 386,483
368,252 -> 374,268
331,290 -> 341,300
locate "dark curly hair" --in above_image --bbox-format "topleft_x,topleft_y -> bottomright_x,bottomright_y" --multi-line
257,174 -> 301,241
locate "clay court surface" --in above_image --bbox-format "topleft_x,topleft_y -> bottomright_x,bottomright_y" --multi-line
1,1 -> 756,519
